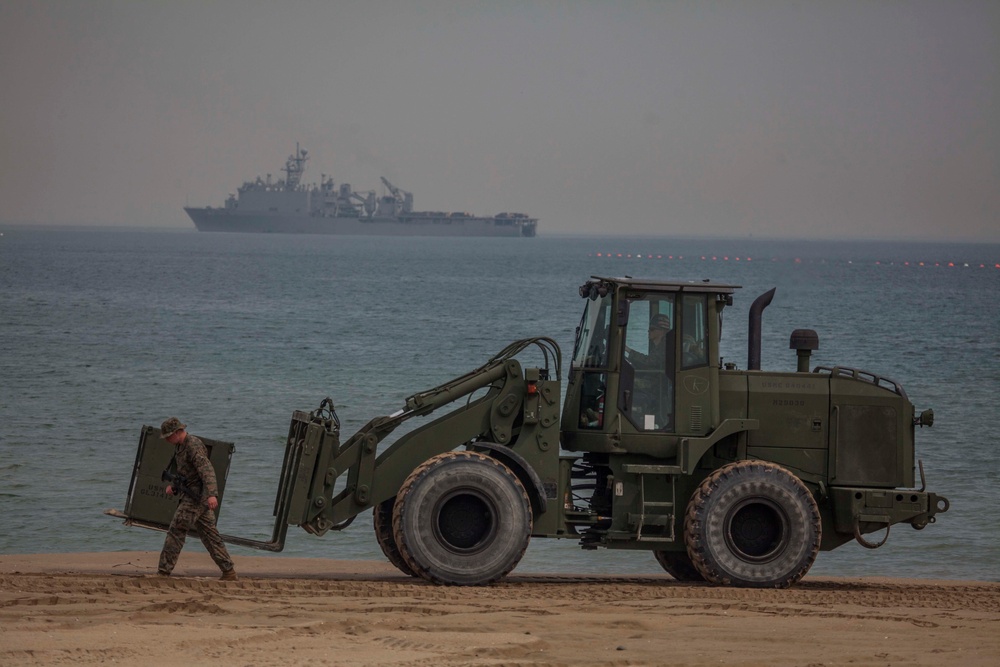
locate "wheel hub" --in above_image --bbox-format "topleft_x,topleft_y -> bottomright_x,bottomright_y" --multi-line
435,491 -> 496,552
725,499 -> 787,562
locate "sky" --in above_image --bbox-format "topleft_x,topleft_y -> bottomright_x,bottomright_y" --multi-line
1,0 -> 997,241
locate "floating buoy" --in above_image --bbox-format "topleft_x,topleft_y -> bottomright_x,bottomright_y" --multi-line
589,251 -> 998,268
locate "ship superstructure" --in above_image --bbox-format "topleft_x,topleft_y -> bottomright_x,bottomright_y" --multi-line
185,144 -> 537,237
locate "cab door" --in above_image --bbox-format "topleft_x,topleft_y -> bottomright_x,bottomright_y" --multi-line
619,294 -> 676,432
617,291 -> 714,438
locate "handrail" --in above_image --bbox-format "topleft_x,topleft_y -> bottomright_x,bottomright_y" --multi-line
813,365 -> 908,400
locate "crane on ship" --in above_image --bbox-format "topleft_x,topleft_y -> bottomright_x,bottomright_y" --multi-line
380,177 -> 414,214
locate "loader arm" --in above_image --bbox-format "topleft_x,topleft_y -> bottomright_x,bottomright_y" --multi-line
296,338 -> 560,535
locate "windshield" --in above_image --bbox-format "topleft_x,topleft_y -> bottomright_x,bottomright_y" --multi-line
572,293 -> 612,368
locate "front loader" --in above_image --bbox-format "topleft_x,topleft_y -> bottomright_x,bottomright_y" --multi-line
111,276 -> 949,587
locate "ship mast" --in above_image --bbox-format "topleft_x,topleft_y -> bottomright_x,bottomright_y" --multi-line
282,142 -> 308,189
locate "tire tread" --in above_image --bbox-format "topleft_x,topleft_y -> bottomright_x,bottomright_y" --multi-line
684,460 -> 821,588
392,451 -> 531,586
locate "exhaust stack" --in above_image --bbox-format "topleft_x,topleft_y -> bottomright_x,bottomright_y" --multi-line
747,288 -> 776,371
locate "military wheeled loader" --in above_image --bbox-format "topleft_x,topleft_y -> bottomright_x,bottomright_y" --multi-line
112,276 -> 949,588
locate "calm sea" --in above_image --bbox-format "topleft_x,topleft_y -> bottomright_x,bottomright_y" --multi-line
1,227 -> 997,581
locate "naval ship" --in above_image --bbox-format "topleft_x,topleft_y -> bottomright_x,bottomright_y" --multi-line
184,145 -> 537,237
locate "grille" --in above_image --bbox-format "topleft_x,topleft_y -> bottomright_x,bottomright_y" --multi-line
690,405 -> 703,432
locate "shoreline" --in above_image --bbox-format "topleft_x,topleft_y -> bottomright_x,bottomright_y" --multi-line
0,550 -> 994,586
1,550 -> 994,586
2,552 -> 998,666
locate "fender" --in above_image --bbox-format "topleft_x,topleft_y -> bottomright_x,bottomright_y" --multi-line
468,442 -> 548,516
680,418 -> 759,474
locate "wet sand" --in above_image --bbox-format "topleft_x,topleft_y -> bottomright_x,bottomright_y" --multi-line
1,551 -> 997,666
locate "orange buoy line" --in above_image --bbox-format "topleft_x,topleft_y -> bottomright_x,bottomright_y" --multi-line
589,252 -> 999,268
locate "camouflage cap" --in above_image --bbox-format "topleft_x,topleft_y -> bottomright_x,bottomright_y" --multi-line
160,417 -> 187,438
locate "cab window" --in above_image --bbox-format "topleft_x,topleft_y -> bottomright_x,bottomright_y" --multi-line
620,295 -> 675,431
681,294 -> 709,369
573,293 -> 612,430
572,293 -> 611,368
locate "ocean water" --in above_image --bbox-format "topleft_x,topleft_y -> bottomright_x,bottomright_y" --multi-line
1,227 -> 997,582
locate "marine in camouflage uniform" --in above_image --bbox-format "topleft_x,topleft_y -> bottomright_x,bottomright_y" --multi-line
157,417 -> 237,580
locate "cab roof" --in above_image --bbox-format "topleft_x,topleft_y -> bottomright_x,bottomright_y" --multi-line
591,276 -> 741,294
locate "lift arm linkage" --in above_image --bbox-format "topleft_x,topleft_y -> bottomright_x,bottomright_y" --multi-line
296,338 -> 561,535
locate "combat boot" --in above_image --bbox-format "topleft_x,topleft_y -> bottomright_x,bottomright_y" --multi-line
220,568 -> 238,581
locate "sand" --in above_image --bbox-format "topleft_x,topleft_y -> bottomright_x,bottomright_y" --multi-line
1,552 -> 997,666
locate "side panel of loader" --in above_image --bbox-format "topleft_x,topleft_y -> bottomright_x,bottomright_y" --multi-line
744,372 -> 830,481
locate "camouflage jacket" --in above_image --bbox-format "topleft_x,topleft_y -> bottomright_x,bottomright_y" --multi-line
626,333 -> 672,372
174,434 -> 219,500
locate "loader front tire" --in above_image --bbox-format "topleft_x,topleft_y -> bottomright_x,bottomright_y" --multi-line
393,451 -> 532,586
374,497 -> 416,577
684,461 -> 821,588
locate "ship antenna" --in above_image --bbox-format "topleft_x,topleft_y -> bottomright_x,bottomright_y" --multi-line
283,142 -> 308,189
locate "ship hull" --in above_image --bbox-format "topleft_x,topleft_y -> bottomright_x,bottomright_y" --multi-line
185,208 -> 536,237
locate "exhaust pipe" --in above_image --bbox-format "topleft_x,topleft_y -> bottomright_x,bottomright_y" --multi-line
747,288 -> 776,370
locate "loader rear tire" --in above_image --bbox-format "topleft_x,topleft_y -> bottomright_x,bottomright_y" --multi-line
374,497 -> 416,577
684,460 -> 821,588
653,550 -> 705,582
393,451 -> 532,586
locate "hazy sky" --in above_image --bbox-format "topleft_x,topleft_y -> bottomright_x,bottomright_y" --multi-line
2,1 -> 997,240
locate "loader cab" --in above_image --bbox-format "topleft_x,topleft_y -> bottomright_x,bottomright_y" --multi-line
563,277 -> 738,455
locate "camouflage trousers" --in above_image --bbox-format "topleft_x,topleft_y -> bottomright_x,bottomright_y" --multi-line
158,499 -> 234,575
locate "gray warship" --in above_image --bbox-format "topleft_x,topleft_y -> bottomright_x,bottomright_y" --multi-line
184,145 -> 537,237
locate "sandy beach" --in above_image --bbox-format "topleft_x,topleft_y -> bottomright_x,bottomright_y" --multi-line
1,552 -> 997,666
